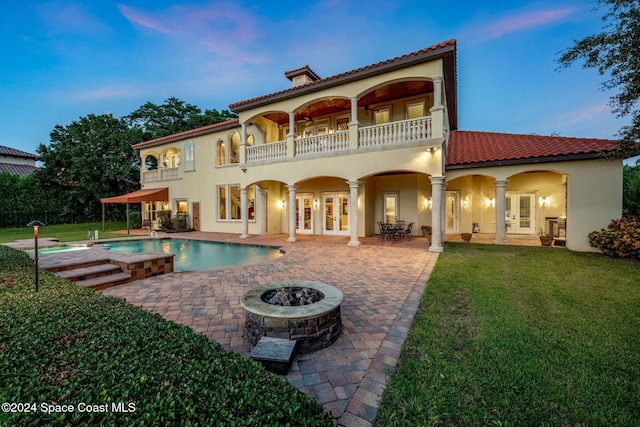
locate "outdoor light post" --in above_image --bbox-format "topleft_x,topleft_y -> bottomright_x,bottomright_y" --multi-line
26,220 -> 45,292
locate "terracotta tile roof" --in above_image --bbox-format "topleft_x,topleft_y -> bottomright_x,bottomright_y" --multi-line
229,39 -> 457,112
133,119 -> 240,149
447,130 -> 618,168
0,145 -> 37,159
0,162 -> 38,177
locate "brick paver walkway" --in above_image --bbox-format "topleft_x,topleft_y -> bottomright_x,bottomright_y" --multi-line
102,232 -> 439,426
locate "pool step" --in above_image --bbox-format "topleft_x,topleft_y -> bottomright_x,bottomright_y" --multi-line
76,272 -> 132,291
51,261 -> 132,291
55,262 -> 122,281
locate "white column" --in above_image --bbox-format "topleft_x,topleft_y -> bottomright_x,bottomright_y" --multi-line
240,187 -> 249,239
287,112 -> 295,137
286,112 -> 295,158
432,76 -> 443,109
429,176 -> 444,252
494,179 -> 508,244
349,97 -> 359,126
239,122 -> 247,164
346,180 -> 361,246
286,184 -> 297,242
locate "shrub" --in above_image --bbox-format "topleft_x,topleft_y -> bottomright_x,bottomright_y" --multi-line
588,216 -> 640,260
128,210 -> 142,229
157,210 -> 173,231
0,245 -> 333,426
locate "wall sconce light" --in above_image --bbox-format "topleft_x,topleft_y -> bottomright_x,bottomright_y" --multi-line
462,199 -> 468,208
540,196 -> 548,208
425,198 -> 433,209
486,198 -> 495,208
280,200 -> 286,209
313,199 -> 319,209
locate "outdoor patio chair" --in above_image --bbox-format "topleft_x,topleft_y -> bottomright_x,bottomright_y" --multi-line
378,222 -> 395,241
396,222 -> 414,241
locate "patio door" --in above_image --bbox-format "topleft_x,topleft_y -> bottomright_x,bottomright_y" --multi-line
383,193 -> 398,223
505,193 -> 535,234
445,191 -> 460,233
323,194 -> 349,235
192,202 -> 200,231
296,195 -> 314,234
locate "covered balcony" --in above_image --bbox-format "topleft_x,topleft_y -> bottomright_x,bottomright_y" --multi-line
242,78 -> 446,165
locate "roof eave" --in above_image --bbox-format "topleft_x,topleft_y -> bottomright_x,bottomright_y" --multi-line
230,42 -> 456,113
133,120 -> 240,150
445,152 -> 611,170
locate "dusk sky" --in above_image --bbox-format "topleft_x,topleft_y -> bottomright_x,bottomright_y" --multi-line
1,1 -> 634,161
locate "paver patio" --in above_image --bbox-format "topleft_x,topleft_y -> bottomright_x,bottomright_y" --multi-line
100,232 -> 438,426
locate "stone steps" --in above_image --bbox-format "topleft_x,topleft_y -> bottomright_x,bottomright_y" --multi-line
49,260 -> 132,291
76,272 -> 132,291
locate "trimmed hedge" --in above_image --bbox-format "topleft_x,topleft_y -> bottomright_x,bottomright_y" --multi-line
0,246 -> 333,426
588,216 -> 640,260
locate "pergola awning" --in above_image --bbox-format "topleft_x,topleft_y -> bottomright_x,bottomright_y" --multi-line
100,188 -> 168,204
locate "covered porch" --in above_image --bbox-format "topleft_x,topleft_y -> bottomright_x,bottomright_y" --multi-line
100,187 -> 169,233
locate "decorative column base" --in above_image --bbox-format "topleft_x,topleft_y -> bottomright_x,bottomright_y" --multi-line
286,237 -> 298,242
347,240 -> 361,247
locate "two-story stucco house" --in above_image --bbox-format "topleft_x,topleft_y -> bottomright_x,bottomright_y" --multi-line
121,39 -> 622,252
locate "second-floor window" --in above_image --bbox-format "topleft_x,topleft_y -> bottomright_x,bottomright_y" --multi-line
230,133 -> 240,164
217,140 -> 226,165
374,107 -> 391,125
406,101 -> 425,119
184,140 -> 195,171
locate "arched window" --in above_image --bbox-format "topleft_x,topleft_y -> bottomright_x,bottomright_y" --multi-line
145,154 -> 158,170
217,140 -> 226,166
184,140 -> 195,171
230,133 -> 240,164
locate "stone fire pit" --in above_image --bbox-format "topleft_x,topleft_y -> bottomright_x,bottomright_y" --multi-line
241,281 -> 344,354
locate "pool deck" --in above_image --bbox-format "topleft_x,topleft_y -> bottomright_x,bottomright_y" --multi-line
99,231 -> 438,427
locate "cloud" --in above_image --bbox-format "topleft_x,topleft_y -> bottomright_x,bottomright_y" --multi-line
117,2 -> 265,62
469,7 -> 579,42
556,101 -> 611,127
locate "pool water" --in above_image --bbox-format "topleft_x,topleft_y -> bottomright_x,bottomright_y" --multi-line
28,245 -> 91,255
101,239 -> 282,271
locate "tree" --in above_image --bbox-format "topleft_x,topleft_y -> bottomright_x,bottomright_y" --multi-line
623,161 -> 640,215
126,97 -> 236,141
35,114 -> 141,221
558,0 -> 640,157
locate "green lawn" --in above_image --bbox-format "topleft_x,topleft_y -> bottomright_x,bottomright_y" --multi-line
0,221 -> 133,243
376,243 -> 640,426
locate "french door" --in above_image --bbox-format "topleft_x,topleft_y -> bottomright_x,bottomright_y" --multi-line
323,194 -> 349,235
296,195 -> 314,234
505,193 -> 535,234
445,191 -> 460,233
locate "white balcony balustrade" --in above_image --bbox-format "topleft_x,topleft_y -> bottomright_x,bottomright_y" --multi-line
296,130 -> 349,156
359,117 -> 431,148
141,116 -> 436,182
246,141 -> 287,163
141,166 -> 178,182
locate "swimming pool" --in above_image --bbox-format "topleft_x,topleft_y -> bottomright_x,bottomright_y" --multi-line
100,239 -> 282,271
